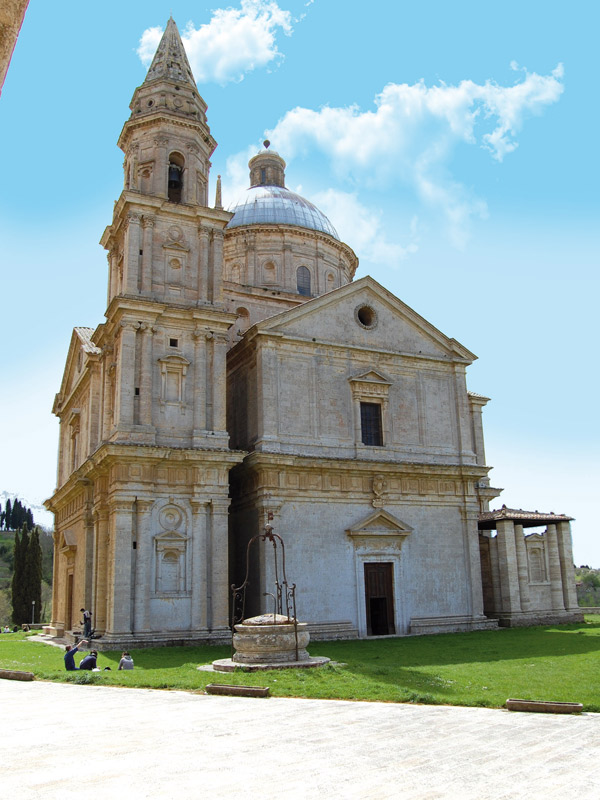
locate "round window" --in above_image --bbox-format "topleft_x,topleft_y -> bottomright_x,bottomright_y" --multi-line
355,304 -> 378,330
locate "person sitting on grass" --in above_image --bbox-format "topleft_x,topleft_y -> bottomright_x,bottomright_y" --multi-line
64,640 -> 87,671
79,649 -> 98,670
118,651 -> 134,670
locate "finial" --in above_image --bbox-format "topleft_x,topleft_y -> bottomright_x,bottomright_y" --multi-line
215,175 -> 222,210
263,139 -> 270,149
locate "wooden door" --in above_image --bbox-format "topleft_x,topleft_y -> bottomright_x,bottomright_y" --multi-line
364,562 -> 395,635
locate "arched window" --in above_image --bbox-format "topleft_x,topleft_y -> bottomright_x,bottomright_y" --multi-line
297,266 -> 311,297
236,307 -> 250,334
168,152 -> 184,203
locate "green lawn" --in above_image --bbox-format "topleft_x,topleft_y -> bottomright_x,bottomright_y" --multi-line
1,617 -> 599,710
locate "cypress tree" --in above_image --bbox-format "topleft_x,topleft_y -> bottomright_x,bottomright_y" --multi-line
25,528 -> 43,624
11,527 -> 30,624
5,498 -> 12,530
26,508 -> 34,530
11,529 -> 23,623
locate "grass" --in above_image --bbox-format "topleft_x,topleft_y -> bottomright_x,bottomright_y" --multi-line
1,617 -> 600,710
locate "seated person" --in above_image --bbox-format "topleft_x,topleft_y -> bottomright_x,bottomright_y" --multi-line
64,640 -> 87,671
79,649 -> 98,670
118,651 -> 134,670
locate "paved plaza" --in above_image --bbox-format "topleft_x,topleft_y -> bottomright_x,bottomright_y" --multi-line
2,679 -> 599,799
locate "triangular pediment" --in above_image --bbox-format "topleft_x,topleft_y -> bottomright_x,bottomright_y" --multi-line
346,509 -> 413,539
349,369 -> 392,386
252,276 -> 475,363
54,327 -> 101,414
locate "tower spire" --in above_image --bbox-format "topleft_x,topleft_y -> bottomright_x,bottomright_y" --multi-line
144,17 -> 196,89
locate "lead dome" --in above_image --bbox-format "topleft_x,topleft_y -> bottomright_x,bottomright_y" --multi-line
226,145 -> 339,240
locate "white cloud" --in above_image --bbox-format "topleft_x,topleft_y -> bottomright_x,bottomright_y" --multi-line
264,65 -> 563,245
138,1 -> 293,85
312,189 -> 418,265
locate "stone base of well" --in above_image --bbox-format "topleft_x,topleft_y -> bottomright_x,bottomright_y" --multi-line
212,656 -> 330,672
211,613 -> 330,671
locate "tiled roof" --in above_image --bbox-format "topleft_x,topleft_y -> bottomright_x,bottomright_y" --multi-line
479,505 -> 573,529
74,327 -> 101,355
468,391 -> 491,401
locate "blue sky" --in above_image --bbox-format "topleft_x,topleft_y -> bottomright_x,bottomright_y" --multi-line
1,1 -> 598,564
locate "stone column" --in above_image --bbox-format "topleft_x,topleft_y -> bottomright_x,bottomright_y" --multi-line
93,509 -> 109,634
138,323 -> 154,429
257,344 -> 278,445
133,500 -> 154,634
212,333 -> 228,433
83,507 -> 94,611
513,523 -> 531,611
154,135 -> 169,198
192,329 -> 207,438
108,249 -> 118,304
198,225 -> 210,302
463,507 -> 485,617
468,395 -> 487,466
488,536 -> 502,614
141,216 -> 155,295
557,521 -> 579,611
124,213 -> 141,295
190,499 -> 209,632
209,499 -> 231,632
116,322 -> 137,429
108,500 -> 134,634
283,242 -> 292,289
546,524 -> 566,611
50,529 -> 62,628
212,229 -> 224,304
496,519 -> 521,614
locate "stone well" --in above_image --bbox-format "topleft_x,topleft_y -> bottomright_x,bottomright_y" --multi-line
212,613 -> 329,672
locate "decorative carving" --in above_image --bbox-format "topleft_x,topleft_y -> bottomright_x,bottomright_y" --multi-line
142,215 -> 156,229
372,475 -> 388,508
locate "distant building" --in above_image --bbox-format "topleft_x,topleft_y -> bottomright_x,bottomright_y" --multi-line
45,19 -> 582,647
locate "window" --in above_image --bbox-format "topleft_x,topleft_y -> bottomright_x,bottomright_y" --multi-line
168,152 -> 184,203
360,402 -> 383,446
297,266 -> 311,297
169,338 -> 178,348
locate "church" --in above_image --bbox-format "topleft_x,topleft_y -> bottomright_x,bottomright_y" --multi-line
44,19 -> 582,648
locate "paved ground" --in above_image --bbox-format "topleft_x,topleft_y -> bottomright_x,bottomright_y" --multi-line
2,679 -> 599,799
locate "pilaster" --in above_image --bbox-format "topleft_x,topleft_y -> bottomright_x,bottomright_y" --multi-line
93,508 -> 109,634
514,523 -> 531,611
115,321 -> 137,430
141,215 -> 155,294
133,499 -> 154,633
192,328 -> 208,441
496,519 -> 521,613
108,499 -> 135,634
209,499 -> 231,631
557,521 -> 579,611
546,524 -> 566,611
190,499 -> 209,632
124,213 -> 141,295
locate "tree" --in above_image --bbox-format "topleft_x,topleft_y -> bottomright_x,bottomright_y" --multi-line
25,528 -> 42,623
11,528 -> 26,623
11,526 -> 43,625
5,498 -> 12,530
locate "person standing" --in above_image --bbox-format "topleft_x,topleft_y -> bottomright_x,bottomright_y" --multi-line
64,640 -> 87,671
80,608 -> 92,639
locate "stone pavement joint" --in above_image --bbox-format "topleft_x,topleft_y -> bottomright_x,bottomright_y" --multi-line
2,681 -> 599,799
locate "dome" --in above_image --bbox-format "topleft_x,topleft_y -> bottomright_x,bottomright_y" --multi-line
226,185 -> 339,240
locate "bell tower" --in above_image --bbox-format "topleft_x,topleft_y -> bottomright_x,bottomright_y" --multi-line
96,18 -> 236,448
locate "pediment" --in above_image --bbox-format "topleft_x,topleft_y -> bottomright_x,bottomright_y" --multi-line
54,327 -> 101,414
346,509 -> 413,539
525,533 -> 545,543
349,369 -> 392,386
60,529 -> 77,552
254,276 -> 475,363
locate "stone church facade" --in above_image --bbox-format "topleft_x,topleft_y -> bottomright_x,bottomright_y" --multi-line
45,19 -> 582,648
